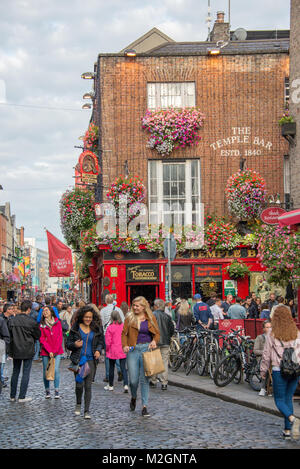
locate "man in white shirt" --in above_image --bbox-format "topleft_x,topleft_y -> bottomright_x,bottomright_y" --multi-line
100,295 -> 124,383
210,298 -> 224,329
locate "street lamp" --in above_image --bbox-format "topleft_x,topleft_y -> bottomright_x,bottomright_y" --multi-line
83,91 -> 95,100
82,103 -> 92,110
124,49 -> 137,57
81,72 -> 95,79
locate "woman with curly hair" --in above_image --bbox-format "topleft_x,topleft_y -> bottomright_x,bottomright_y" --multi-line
121,296 -> 160,417
260,305 -> 300,440
67,306 -> 104,419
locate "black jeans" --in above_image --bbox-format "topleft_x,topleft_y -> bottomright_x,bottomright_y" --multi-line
109,358 -> 128,387
10,358 -> 33,399
75,360 -> 95,413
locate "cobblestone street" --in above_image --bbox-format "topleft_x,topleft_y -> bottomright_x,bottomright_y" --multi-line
1,359 -> 300,450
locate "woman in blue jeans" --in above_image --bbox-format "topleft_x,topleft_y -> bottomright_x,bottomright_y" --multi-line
260,305 -> 300,440
122,296 -> 160,417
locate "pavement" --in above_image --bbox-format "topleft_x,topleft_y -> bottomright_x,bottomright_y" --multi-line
168,367 -> 300,419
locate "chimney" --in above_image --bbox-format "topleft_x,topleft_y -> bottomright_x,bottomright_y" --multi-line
210,11 -> 230,42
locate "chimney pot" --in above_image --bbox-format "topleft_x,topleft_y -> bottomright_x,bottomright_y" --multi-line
216,11 -> 225,23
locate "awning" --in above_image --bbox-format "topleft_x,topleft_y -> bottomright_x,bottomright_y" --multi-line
278,208 -> 300,227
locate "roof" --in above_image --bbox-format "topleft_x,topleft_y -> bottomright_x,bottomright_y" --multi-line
119,27 -> 174,54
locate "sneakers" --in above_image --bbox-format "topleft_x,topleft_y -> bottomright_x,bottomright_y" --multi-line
142,406 -> 150,417
258,388 -> 267,397
291,417 -> 300,439
161,385 -> 167,391
282,431 -> 291,440
130,397 -> 136,411
18,397 -> 32,403
74,404 -> 81,416
10,398 -> 16,402
84,412 -> 91,419
45,390 -> 51,399
54,391 -> 61,399
124,385 -> 129,393
104,385 -> 114,391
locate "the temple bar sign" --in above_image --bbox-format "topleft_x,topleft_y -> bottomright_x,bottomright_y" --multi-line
126,265 -> 159,282
186,248 -> 257,259
210,127 -> 273,157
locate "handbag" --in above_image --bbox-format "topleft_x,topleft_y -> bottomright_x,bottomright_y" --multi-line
45,357 -> 55,381
75,332 -> 91,383
60,319 -> 69,333
142,347 -> 165,377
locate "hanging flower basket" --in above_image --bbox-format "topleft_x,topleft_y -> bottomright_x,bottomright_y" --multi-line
226,169 -> 267,221
226,260 -> 250,280
141,107 -> 205,156
83,123 -> 99,151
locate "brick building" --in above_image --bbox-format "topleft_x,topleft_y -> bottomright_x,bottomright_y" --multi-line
81,13 -> 291,306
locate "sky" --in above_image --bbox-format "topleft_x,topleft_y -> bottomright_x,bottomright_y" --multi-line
0,0 -> 290,251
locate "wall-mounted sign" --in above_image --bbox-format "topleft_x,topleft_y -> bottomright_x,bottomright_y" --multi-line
126,264 -> 159,282
210,127 -> 273,158
195,265 -> 222,281
183,248 -> 257,259
110,267 -> 118,278
77,150 -> 100,185
260,207 -> 285,225
171,265 -> 191,283
224,279 -> 237,296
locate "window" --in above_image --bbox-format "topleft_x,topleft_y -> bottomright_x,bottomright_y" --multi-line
284,77 -> 289,106
147,82 -> 196,110
148,159 -> 201,226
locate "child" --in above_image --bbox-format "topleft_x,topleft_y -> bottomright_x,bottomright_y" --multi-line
104,310 -> 128,392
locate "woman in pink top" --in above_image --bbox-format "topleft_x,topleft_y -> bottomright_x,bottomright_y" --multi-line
39,306 -> 64,399
104,310 -> 128,392
260,305 -> 300,440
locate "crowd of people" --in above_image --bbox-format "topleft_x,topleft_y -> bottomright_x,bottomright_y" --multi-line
0,290 -> 300,440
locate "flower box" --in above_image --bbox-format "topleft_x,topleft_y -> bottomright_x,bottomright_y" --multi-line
281,122 -> 296,137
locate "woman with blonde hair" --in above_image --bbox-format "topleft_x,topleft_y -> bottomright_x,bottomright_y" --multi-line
260,305 -> 300,440
175,299 -> 194,343
121,296 -> 160,417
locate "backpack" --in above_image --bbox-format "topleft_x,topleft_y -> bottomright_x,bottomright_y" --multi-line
274,339 -> 300,381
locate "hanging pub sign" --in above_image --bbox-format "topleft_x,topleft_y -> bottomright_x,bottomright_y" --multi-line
195,264 -> 222,281
260,206 -> 286,225
77,150 -> 100,185
126,264 -> 159,282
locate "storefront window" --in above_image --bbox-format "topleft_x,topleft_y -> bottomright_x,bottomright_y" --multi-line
194,264 -> 222,302
171,265 -> 192,301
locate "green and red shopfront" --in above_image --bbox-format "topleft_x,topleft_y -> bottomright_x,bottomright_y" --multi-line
88,244 -> 265,309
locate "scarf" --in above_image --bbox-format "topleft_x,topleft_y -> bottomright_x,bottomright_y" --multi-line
45,317 -> 56,329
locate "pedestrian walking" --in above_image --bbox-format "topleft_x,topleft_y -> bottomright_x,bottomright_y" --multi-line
39,306 -> 64,399
174,299 -> 194,344
150,299 -> 174,391
260,306 -> 300,440
0,316 -> 10,394
104,310 -> 128,393
121,296 -> 160,417
0,302 -> 15,383
67,306 -> 104,419
253,320 -> 272,396
60,304 -> 73,359
100,295 -> 124,383
8,300 -> 41,402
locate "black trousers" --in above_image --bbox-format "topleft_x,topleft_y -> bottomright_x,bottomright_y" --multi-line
75,360 -> 96,412
109,358 -> 128,386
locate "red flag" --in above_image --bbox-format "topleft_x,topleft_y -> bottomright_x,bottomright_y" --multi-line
46,230 -> 73,277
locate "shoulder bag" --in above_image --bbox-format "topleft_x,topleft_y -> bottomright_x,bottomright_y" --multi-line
273,338 -> 300,381
142,347 -> 165,377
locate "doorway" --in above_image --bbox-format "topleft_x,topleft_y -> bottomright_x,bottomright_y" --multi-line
127,284 -> 159,309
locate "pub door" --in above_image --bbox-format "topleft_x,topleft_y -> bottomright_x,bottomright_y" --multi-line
127,284 -> 159,308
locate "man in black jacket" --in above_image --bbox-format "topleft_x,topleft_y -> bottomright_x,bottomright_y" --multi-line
8,300 -> 41,402
150,299 -> 175,391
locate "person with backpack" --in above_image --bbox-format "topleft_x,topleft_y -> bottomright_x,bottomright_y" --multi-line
39,306 -> 64,399
104,310 -> 128,392
260,305 -> 300,440
100,295 -> 124,383
8,300 -> 41,402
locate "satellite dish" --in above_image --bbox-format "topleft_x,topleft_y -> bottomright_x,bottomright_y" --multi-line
232,28 -> 247,41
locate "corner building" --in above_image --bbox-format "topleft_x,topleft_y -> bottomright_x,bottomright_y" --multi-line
87,16 -> 290,307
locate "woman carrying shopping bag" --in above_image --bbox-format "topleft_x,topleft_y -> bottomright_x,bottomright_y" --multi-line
122,296 -> 160,417
260,305 -> 300,440
39,306 -> 64,399
104,310 -> 129,392
67,306 -> 104,419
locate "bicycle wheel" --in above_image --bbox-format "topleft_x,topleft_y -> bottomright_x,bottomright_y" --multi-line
169,338 -> 180,367
213,355 -> 240,387
185,347 -> 197,376
195,345 -> 206,376
248,359 -> 263,391
170,353 -> 184,372
208,345 -> 219,379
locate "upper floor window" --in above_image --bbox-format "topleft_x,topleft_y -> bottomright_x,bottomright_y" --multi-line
284,77 -> 289,106
147,82 -> 196,110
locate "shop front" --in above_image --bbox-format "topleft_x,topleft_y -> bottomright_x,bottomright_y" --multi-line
89,245 -> 266,307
